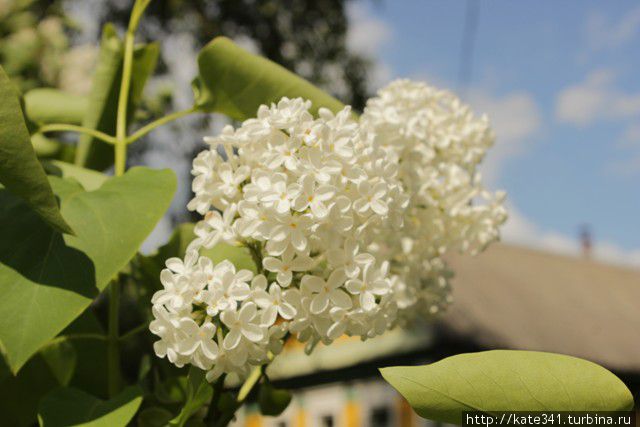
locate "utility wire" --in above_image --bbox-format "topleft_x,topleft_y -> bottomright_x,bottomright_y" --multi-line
457,0 -> 480,98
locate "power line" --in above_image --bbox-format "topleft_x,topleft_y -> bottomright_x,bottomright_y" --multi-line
457,0 -> 480,98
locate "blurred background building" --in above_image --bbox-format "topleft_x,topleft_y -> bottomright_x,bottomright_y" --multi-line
228,243 -> 640,427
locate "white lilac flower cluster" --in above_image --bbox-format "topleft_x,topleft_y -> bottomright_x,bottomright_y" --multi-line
150,80 -> 506,382
361,79 -> 507,319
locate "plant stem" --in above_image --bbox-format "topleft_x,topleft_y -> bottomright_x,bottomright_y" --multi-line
108,0 -> 152,398
107,278 -> 121,397
114,0 -> 151,176
214,360 -> 271,427
38,124 -> 117,145
127,106 -> 197,144
40,333 -> 107,352
247,242 -> 264,274
118,322 -> 148,342
205,374 -> 227,426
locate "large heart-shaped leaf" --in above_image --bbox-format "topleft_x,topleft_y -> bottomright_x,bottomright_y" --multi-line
193,37 -> 345,120
38,386 -> 143,427
0,66 -> 73,234
75,24 -> 159,170
44,160 -> 108,191
0,167 -> 176,373
380,350 -> 634,425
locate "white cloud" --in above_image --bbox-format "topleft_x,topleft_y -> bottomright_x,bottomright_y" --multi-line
503,204 -> 640,268
555,69 -> 640,126
346,2 -> 394,88
585,6 -> 640,52
468,89 -> 542,185
346,2 -> 392,56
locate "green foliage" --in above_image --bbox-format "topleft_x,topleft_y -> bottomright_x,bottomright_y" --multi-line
75,24 -> 159,170
138,407 -> 174,427
0,65 -> 72,234
169,367 -> 213,427
258,382 -> 292,416
24,88 -> 88,125
0,351 -> 62,427
380,350 -> 635,425
0,167 -> 176,373
40,340 -> 77,387
43,160 -> 108,191
193,37 -> 345,120
38,386 -> 143,427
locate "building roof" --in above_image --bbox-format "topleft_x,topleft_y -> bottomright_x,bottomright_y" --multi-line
441,243 -> 640,372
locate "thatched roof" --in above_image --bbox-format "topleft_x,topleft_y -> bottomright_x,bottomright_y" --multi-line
442,243 -> 640,372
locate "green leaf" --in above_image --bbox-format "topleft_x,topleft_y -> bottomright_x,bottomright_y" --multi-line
44,160 -> 109,191
40,340 -> 77,387
0,311 -> 105,427
194,36 -> 345,120
0,167 -> 176,373
0,65 -> 73,234
138,407 -> 174,427
380,350 -> 635,425
23,88 -> 88,125
61,310 -> 109,398
31,134 -> 63,158
75,25 -> 159,170
0,351 -> 61,427
169,367 -> 213,427
38,386 -> 143,427
258,382 -> 292,417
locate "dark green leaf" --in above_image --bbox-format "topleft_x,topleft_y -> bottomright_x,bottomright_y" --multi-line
380,350 -> 635,425
138,407 -> 174,427
0,65 -> 73,234
0,351 -> 61,427
40,340 -> 77,387
23,88 -> 88,125
194,36 -> 345,120
62,310 -> 109,399
38,386 -> 143,427
0,167 -> 176,373
169,367 -> 212,427
258,382 -> 292,417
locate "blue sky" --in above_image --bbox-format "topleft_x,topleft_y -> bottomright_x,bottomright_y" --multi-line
347,0 -> 640,265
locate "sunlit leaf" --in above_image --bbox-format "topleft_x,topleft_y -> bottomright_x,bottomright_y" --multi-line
0,167 -> 176,373
23,88 -> 88,125
380,350 -> 634,425
194,36 -> 345,120
44,160 -> 108,191
0,65 -> 72,234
